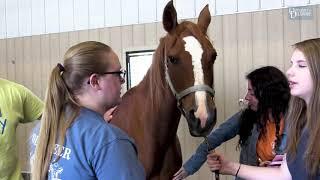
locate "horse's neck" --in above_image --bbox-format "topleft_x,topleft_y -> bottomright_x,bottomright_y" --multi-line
137,51 -> 181,139
140,68 -> 181,130
112,43 -> 182,145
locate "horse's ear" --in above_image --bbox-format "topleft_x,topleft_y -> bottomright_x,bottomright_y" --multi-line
162,0 -> 178,33
197,5 -> 211,34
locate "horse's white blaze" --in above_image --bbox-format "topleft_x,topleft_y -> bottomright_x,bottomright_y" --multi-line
183,36 -> 207,128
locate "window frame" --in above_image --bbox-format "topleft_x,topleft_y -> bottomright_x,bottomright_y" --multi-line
125,49 -> 155,90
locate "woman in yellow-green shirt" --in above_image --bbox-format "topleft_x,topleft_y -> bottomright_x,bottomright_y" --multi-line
0,78 -> 43,180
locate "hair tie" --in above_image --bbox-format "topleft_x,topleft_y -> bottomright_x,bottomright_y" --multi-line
57,63 -> 65,76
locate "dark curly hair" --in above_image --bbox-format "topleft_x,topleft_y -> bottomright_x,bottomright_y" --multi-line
238,66 -> 290,152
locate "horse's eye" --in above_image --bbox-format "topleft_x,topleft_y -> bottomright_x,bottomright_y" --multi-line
168,56 -> 178,64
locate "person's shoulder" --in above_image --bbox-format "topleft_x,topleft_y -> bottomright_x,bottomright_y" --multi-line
0,78 -> 23,87
98,121 -> 133,143
0,78 -> 17,90
0,78 -> 30,95
105,123 -> 133,141
76,108 -> 132,143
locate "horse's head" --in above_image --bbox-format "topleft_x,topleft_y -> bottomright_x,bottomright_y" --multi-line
162,1 -> 217,137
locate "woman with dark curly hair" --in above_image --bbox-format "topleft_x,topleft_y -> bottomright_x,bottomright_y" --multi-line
173,66 -> 290,180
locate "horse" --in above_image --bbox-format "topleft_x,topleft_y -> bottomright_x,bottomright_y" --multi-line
111,1 -> 217,179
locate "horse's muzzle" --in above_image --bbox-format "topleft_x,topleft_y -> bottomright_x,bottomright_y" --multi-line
186,108 -> 216,137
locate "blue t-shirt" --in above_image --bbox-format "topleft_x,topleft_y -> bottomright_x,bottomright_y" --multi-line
287,128 -> 320,180
30,108 -> 145,180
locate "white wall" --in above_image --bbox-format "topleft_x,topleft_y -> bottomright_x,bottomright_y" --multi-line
0,0 -> 318,39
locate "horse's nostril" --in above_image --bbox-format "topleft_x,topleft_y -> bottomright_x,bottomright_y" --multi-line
188,109 -> 201,126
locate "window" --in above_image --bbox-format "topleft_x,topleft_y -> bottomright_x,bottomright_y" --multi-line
126,50 -> 154,89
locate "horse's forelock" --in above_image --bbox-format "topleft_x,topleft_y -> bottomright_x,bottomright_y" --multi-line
179,21 -> 204,34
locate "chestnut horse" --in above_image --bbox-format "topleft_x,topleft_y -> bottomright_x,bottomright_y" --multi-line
111,1 -> 217,179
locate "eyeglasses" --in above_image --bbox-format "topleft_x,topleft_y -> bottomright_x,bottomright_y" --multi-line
87,69 -> 126,84
101,69 -> 126,79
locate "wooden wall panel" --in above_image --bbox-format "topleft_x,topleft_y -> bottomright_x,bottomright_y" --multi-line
133,24 -> 145,47
109,27 -> 122,57
78,30 -> 89,43
144,23 -> 157,46
156,22 -> 167,41
0,39 -> 7,78
252,11 -> 268,68
99,28 -> 110,45
237,12 -> 253,102
88,29 -> 100,42
15,38 -> 24,85
7,39 -> 16,81
121,26 -> 133,49
267,9 -> 285,70
222,14 -> 239,180
301,5 -> 318,40
121,26 -> 133,57
23,37 -> 33,91
59,32 -> 70,62
49,34 -> 60,73
68,31 -> 80,47
283,8 -> 301,71
4,6 -> 319,180
31,36 -> 42,97
40,34 -> 50,99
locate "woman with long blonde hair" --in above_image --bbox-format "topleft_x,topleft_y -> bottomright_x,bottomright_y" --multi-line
207,38 -> 320,179
30,41 -> 145,180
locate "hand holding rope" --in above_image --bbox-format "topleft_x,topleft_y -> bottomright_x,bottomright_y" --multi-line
204,137 -> 219,180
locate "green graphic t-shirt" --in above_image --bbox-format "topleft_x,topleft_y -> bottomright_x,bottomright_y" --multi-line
0,78 -> 43,180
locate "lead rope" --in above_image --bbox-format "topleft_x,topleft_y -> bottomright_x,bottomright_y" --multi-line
204,137 -> 219,180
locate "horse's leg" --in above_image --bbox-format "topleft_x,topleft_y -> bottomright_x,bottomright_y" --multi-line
159,136 -> 182,180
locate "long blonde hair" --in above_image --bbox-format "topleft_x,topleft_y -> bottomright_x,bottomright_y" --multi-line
286,38 -> 320,176
31,41 -> 113,180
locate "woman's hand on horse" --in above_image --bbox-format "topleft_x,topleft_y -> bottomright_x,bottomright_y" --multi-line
172,167 -> 189,180
104,106 -> 117,123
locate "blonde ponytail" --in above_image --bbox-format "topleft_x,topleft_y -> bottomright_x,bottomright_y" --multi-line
31,65 -> 79,180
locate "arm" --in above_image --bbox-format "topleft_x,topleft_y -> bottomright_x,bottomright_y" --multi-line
182,111 -> 242,175
92,139 -> 145,180
207,152 -> 292,180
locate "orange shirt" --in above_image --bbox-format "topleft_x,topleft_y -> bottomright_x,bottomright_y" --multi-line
256,118 -> 284,162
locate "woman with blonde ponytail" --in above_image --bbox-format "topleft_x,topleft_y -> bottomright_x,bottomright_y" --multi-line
30,41 -> 145,180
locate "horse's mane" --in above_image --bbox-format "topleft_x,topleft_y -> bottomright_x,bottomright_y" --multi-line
142,38 -> 169,109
